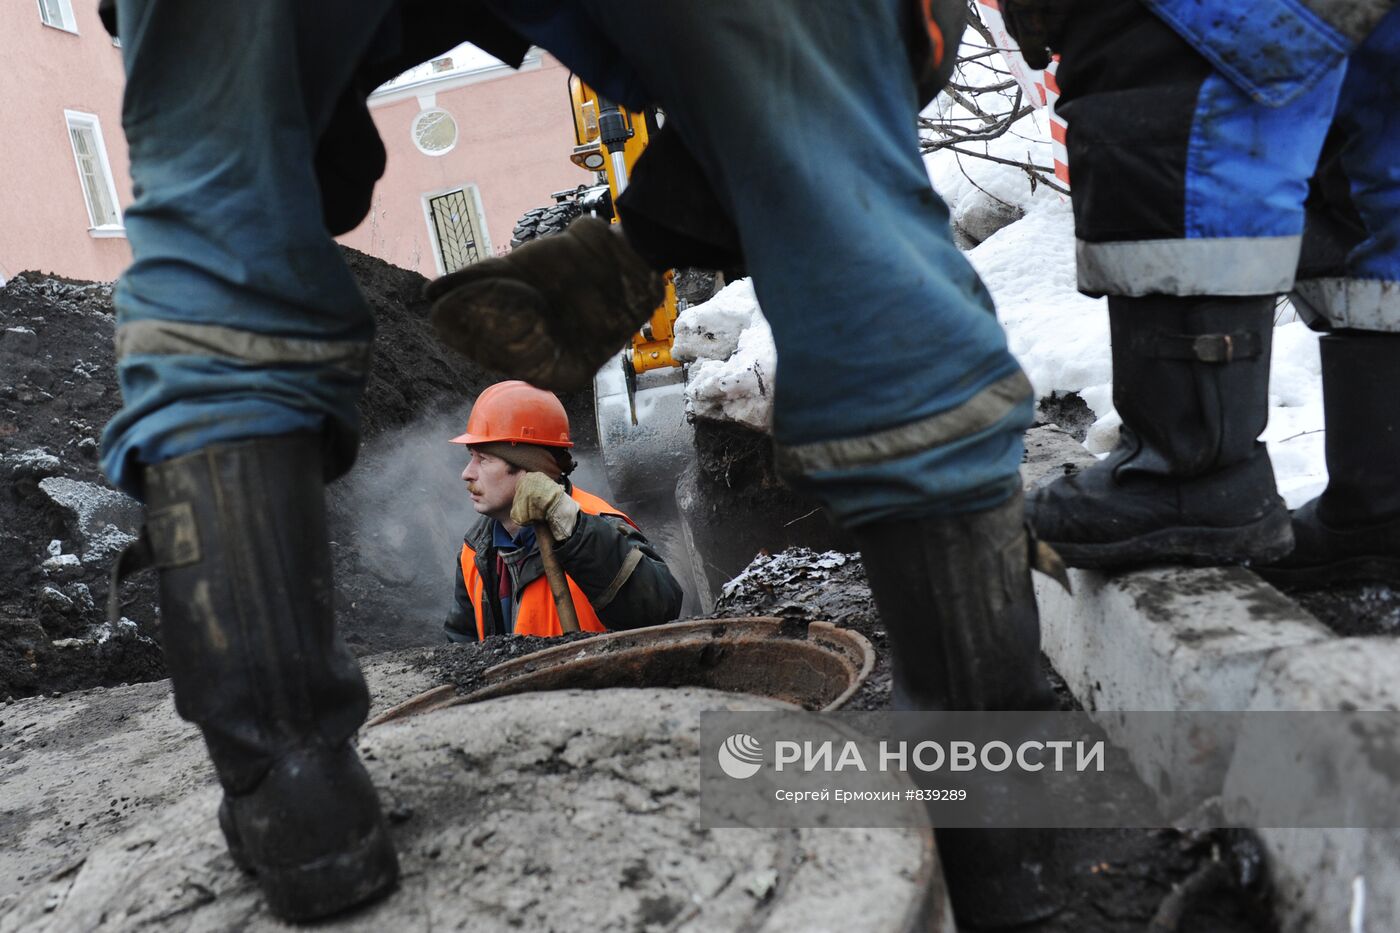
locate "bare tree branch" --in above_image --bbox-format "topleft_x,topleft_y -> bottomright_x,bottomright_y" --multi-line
917,4 -> 1068,198
945,146 -> 1069,194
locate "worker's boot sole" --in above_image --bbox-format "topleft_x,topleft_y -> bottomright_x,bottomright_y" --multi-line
257,822 -> 398,922
218,793 -> 399,922
1042,506 -> 1294,570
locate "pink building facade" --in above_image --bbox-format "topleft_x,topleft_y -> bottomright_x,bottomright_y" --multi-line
0,0 -> 133,285
1,21 -> 587,286
340,50 -> 588,277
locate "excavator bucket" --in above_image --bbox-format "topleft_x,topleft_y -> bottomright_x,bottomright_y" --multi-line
592,349 -> 690,505
590,349 -> 704,614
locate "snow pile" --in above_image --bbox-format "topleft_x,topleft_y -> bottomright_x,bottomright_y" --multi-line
42,553 -> 83,577
1262,321 -> 1327,506
923,108 -> 1060,238
961,199 -> 1112,418
673,278 -> 759,363
93,616 -> 140,645
677,279 -> 777,432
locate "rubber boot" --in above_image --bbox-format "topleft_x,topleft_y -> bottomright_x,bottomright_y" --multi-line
140,435 -> 399,922
425,215 -> 665,393
1258,330 -> 1400,588
1028,295 -> 1293,569
853,491 -> 1063,929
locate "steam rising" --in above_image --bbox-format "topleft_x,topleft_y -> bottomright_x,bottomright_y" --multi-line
330,405 -> 476,641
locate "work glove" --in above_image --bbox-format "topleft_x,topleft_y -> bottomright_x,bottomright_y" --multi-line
510,472 -> 581,542
426,216 -> 665,393
996,0 -> 1073,71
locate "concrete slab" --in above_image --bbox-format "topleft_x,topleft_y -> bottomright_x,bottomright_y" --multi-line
3,688 -> 949,932
1224,639 -> 1400,933
1023,426 -> 1400,928
0,650 -> 441,914
1034,567 -> 1332,813
1037,566 -> 1332,712
1021,426 -> 1333,811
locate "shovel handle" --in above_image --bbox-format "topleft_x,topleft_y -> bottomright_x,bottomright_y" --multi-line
534,522 -> 581,634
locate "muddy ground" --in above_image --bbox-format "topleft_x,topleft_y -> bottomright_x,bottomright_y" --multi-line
2,255 -> 1377,931
1035,391 -> 1096,444
1291,583 -> 1400,636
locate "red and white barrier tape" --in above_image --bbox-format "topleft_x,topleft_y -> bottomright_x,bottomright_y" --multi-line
970,0 -> 1070,188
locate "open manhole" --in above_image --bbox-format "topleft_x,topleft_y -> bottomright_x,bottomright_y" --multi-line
370,617 -> 874,727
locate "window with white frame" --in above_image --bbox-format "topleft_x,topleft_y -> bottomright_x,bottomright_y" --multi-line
64,111 -> 123,234
425,186 -> 489,274
37,0 -> 78,32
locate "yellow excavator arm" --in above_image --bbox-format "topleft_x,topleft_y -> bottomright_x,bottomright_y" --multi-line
567,76 -> 680,378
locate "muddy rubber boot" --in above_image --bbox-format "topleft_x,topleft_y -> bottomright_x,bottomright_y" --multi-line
425,215 -> 665,393
853,491 -> 1063,928
1259,330 -> 1400,588
140,435 -> 399,922
1028,295 -> 1293,569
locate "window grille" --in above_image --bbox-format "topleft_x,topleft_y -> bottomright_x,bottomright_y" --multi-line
413,109 -> 458,156
428,188 -> 485,274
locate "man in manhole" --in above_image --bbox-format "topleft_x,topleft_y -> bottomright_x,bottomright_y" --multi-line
446,380 -> 683,641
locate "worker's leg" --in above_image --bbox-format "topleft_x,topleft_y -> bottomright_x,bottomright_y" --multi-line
533,0 -> 1035,529
100,0 -> 394,497
1263,8 -> 1400,587
1026,0 -> 1348,569
482,2 -> 1059,925
101,0 -> 400,919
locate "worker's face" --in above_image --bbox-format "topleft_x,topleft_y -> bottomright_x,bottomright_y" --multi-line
462,449 -> 521,523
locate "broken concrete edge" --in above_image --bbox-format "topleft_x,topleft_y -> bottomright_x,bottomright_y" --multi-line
1033,568 -> 1333,810
1025,424 -> 1400,932
1221,640 -> 1400,933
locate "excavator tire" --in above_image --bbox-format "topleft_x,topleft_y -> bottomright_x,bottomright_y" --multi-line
509,200 -> 583,249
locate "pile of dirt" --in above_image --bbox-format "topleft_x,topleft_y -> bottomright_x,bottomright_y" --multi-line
0,273 -> 160,699
1035,391 -> 1096,444
0,248 -> 584,700
413,632 -> 594,696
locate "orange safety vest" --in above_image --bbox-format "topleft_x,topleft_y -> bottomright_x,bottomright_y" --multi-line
459,487 -> 637,639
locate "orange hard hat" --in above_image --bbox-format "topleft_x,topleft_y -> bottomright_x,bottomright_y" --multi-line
449,381 -> 573,448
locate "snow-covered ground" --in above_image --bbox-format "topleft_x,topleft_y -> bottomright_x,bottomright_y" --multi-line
675,76 -> 1329,508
